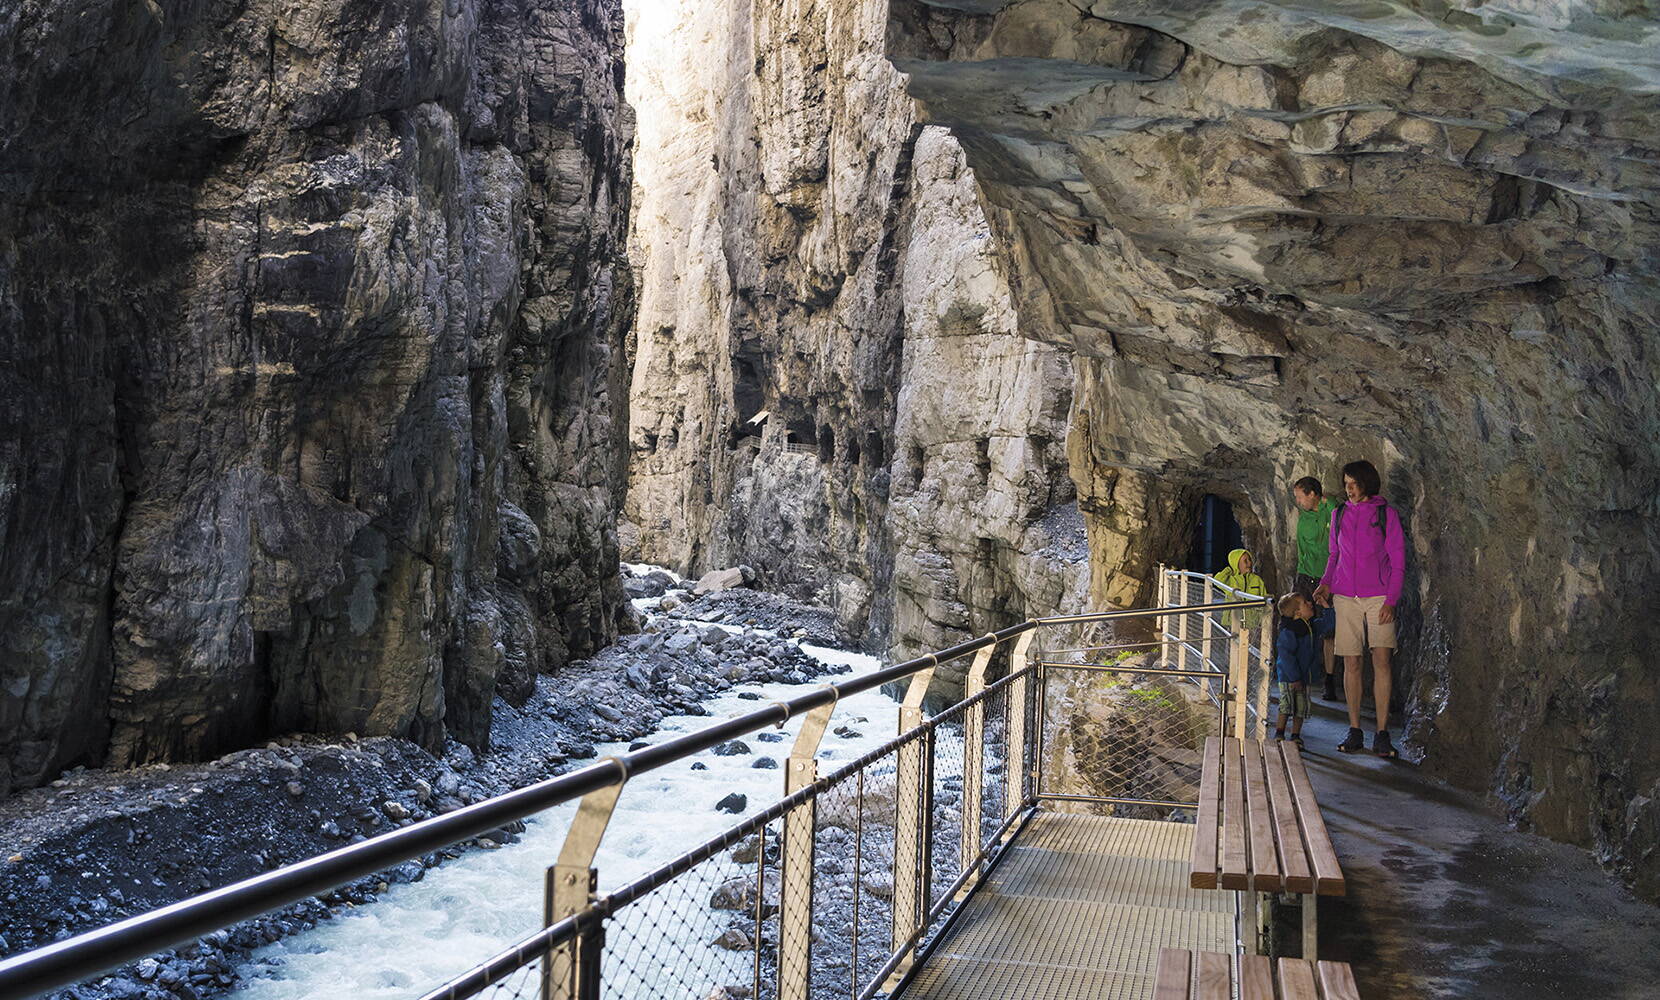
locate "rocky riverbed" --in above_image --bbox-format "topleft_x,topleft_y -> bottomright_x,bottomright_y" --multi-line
1,570 -> 852,1000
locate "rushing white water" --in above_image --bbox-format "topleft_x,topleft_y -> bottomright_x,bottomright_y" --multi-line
234,640 -> 899,1000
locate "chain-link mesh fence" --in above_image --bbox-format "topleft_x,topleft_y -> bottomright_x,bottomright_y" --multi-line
600,826 -> 768,1000
807,762 -> 897,999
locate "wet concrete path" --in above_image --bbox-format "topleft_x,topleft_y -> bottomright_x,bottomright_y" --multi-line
1296,695 -> 1660,998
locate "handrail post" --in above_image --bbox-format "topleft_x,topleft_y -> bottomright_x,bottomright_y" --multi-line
888,664 -> 936,989
1157,566 -> 1172,668
1006,632 -> 1036,817
1177,573 -> 1190,674
779,695 -> 835,1000
959,640 -> 995,882
1230,619 -> 1249,741
544,764 -> 626,1000
1254,602 -> 1273,740
1201,577 -> 1216,675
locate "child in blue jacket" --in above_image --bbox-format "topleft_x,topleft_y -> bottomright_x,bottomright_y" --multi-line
1274,592 -> 1318,746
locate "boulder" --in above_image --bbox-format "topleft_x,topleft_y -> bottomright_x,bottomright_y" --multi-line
692,568 -> 748,596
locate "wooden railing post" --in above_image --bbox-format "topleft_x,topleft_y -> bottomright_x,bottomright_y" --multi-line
959,641 -> 995,881
1255,603 -> 1273,740
1177,573 -> 1190,674
779,696 -> 835,1000
1231,620 -> 1249,741
1201,577 -> 1216,674
1157,566 -> 1171,668
544,764 -> 625,1000
1005,632 -> 1036,817
888,665 -> 935,986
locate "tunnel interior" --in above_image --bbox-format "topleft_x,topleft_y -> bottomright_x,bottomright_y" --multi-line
1186,494 -> 1242,575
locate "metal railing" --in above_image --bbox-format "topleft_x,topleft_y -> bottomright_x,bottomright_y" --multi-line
1155,565 -> 1275,741
0,597 -> 1268,1000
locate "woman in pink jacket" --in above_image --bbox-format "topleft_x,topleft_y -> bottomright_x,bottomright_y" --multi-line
1314,460 -> 1405,758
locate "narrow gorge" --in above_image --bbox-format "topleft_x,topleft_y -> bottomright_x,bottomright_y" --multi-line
2,0 -> 1659,979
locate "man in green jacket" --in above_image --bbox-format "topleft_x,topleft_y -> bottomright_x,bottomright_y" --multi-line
1292,476 -> 1339,700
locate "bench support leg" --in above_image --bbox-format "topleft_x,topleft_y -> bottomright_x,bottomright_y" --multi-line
1256,892 -> 1273,956
1302,893 -> 1318,959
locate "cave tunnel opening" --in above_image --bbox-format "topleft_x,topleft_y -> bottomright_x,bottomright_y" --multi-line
1186,493 -> 1243,575
784,416 -> 816,449
864,431 -> 884,469
818,424 -> 834,463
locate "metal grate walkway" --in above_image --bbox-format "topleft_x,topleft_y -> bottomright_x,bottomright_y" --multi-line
900,812 -> 1235,1000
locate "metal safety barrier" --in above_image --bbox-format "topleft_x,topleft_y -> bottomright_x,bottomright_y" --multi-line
0,597 -> 1268,1000
1155,565 -> 1275,741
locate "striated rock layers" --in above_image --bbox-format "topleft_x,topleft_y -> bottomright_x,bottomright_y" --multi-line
888,1 -> 1660,893
0,0 -> 634,796
622,0 -> 1088,677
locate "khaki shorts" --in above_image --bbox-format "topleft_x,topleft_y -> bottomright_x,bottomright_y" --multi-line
1333,594 -> 1397,656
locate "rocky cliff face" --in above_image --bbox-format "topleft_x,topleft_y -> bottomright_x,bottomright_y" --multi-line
621,0 -> 1088,672
887,0 -> 1660,894
0,0 -> 634,796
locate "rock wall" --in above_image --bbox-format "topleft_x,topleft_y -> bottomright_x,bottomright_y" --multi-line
888,0 -> 1660,895
622,0 -> 1087,670
0,0 -> 634,796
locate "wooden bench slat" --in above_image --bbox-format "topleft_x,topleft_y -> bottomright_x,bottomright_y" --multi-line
1277,957 -> 1321,1000
1239,954 -> 1275,1000
1317,960 -> 1363,1000
1197,950 -> 1232,1000
1154,949 -> 1191,1000
1265,743 -> 1314,894
1190,737 -> 1221,889
1221,737 -> 1250,889
1281,743 -> 1346,895
1242,740 -> 1281,892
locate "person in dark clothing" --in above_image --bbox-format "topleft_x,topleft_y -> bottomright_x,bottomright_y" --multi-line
1274,592 -> 1317,746
1291,476 -> 1339,699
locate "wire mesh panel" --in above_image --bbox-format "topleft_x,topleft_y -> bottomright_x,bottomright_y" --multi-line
925,716 -> 967,917
807,762 -> 898,1000
1035,659 -> 1219,819
601,837 -> 766,1000
977,683 -> 1010,846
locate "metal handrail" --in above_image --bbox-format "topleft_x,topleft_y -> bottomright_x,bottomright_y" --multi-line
0,599 -> 1264,1000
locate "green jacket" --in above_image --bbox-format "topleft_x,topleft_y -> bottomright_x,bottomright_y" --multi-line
1215,548 -> 1267,630
1295,497 -> 1338,578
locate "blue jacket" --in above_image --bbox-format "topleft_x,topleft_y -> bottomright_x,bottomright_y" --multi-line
1275,618 -> 1317,685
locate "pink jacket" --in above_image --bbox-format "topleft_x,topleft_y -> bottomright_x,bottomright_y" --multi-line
1319,496 -> 1405,605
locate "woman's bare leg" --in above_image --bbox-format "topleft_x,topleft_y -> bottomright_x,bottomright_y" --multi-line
1344,655 -> 1364,729
1372,646 -> 1393,731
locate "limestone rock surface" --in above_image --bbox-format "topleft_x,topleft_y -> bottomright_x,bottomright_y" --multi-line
622,0 -> 1088,673
888,0 -> 1660,894
0,0 -> 634,795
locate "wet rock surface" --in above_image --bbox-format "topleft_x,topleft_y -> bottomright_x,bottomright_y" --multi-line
0,0 -> 634,796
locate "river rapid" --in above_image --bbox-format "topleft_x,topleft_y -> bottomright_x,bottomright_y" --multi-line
234,634 -> 899,999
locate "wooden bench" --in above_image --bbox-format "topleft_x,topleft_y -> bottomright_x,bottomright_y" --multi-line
1155,948 -> 1361,1000
1190,736 -> 1344,896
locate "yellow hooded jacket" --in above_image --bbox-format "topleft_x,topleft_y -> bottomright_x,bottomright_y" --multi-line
1214,548 -> 1267,629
